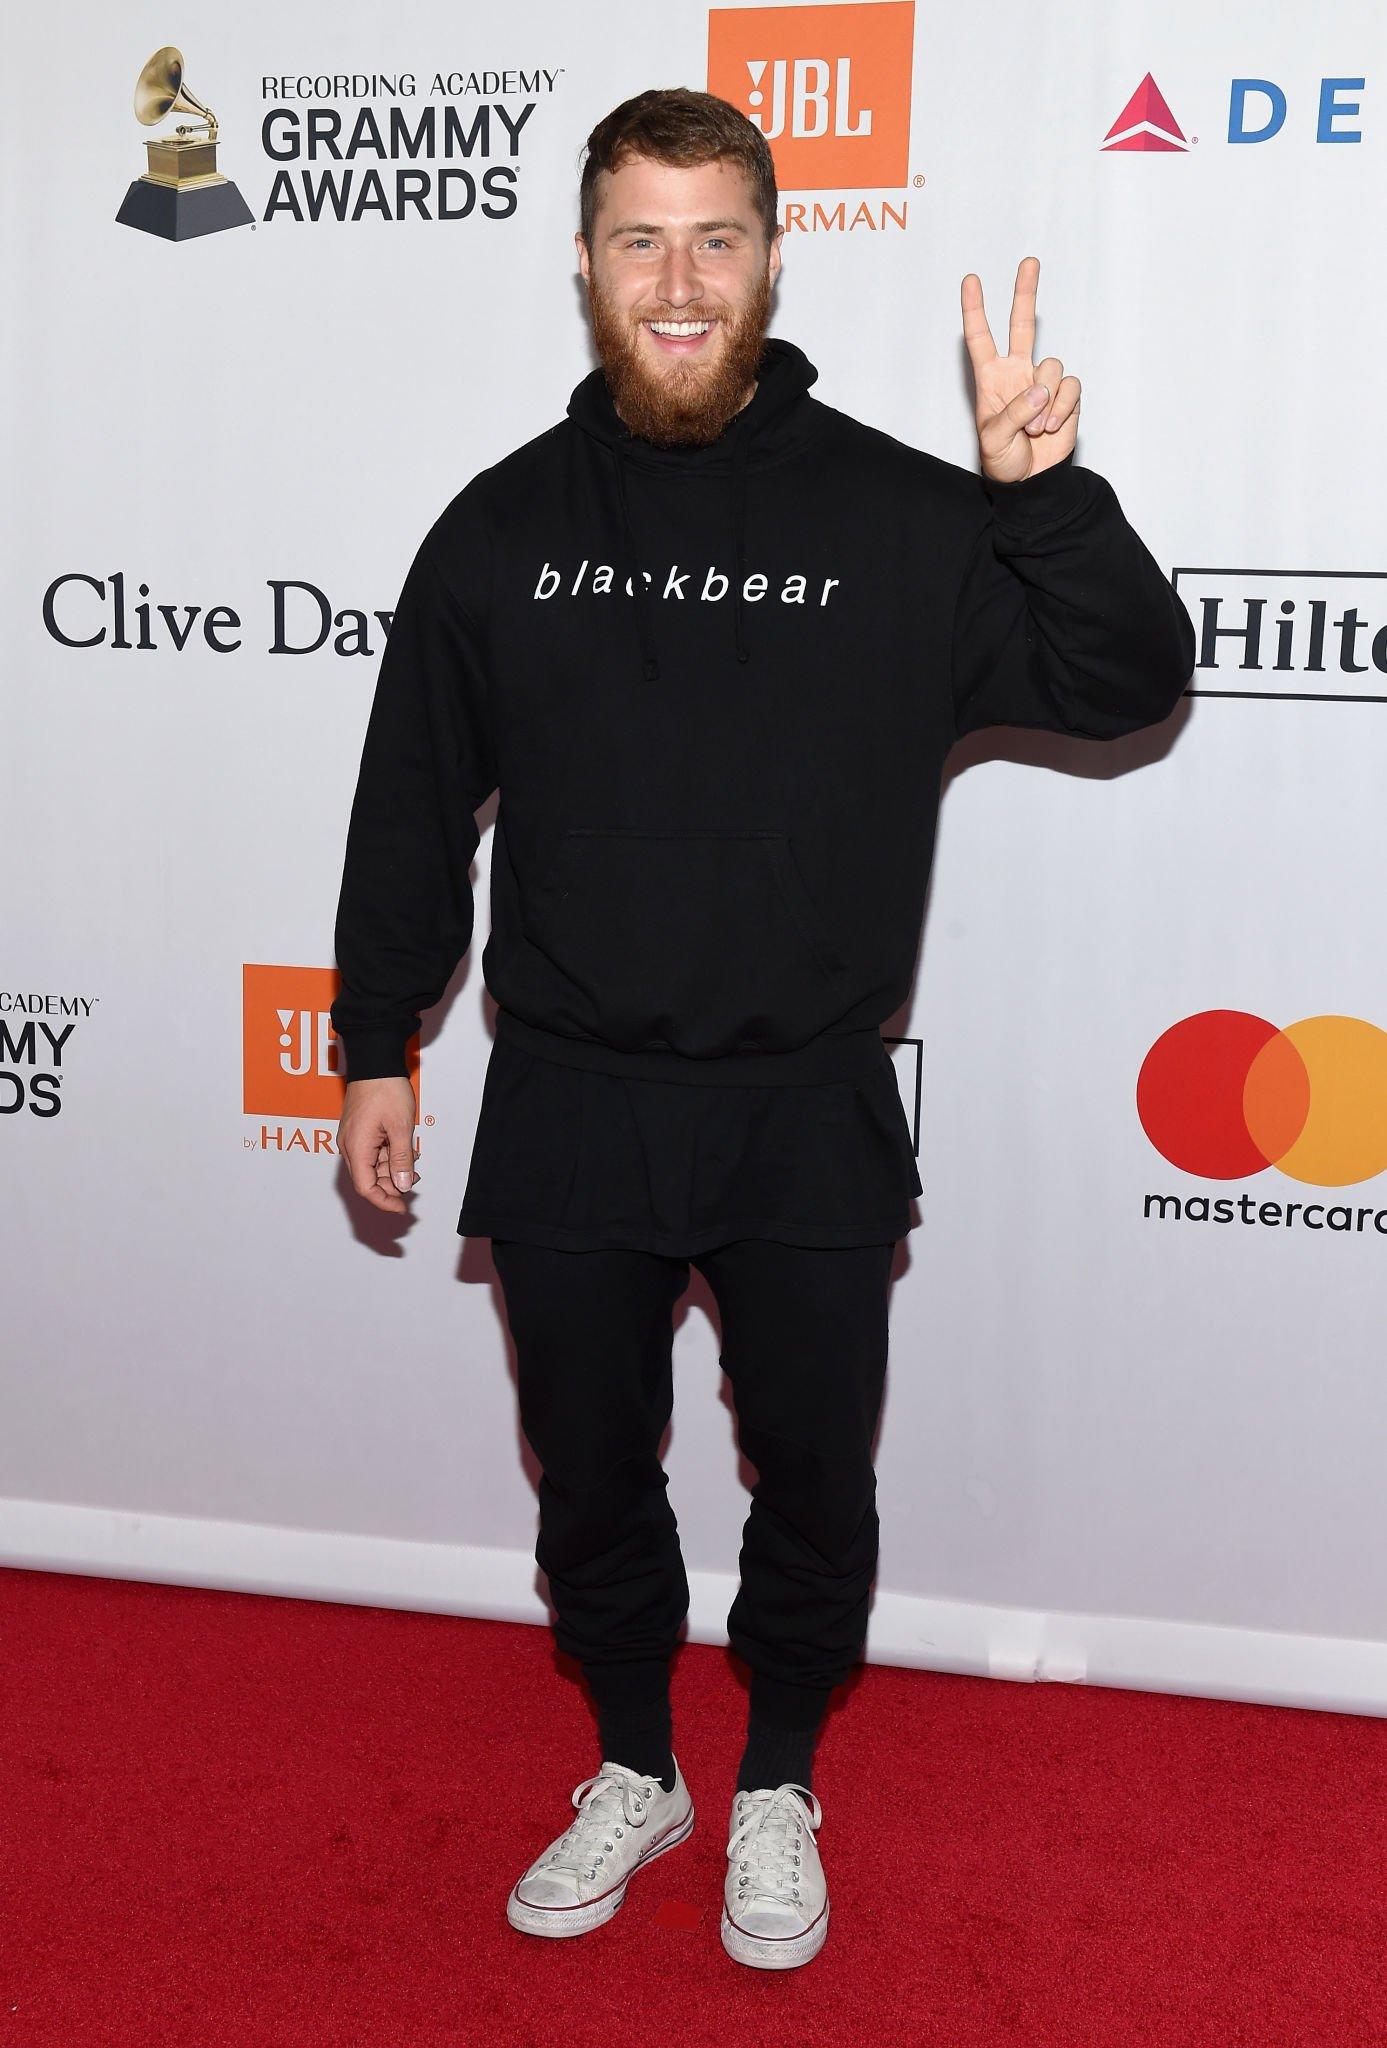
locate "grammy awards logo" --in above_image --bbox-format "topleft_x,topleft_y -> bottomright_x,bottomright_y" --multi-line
115,45 -> 254,241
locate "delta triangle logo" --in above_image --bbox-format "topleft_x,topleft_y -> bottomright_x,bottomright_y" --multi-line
1101,72 -> 1189,152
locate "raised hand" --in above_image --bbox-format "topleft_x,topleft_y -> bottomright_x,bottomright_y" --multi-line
961,256 -> 1081,484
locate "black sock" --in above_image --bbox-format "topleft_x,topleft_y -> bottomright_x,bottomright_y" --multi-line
601,1732 -> 676,1795
736,1715 -> 820,1796
585,1656 -> 677,1794
736,1674 -> 835,1796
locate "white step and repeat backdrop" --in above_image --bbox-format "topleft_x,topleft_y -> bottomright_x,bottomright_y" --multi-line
6,2 -> 1387,1714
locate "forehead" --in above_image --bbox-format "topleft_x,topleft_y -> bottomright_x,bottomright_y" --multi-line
592,151 -> 756,232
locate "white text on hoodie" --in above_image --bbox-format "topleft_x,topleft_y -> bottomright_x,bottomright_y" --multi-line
533,560 -> 843,607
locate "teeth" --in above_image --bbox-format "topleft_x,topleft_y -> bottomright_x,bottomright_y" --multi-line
648,320 -> 712,336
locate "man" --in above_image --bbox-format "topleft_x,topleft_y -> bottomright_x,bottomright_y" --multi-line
330,87 -> 1194,1971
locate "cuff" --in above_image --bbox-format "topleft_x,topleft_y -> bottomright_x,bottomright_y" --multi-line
980,448 -> 1088,529
337,1026 -> 414,1081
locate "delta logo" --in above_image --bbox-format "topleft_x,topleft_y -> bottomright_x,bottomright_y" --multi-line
242,963 -> 420,1150
1102,70 -> 1366,151
707,1 -> 914,226
1138,1008 -> 1387,1234
1102,74 -> 1189,152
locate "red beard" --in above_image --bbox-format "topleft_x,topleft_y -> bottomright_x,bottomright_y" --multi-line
585,263 -> 774,448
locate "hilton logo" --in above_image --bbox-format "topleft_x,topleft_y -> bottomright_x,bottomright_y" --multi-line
1174,570 -> 1387,702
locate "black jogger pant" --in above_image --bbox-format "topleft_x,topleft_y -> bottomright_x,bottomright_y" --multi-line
491,1234 -> 896,1707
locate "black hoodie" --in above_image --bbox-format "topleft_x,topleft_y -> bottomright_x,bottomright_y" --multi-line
330,336 -> 1194,1086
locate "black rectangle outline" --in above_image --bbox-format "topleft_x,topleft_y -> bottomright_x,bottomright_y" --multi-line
881,1032 -> 923,1156
1171,566 -> 1387,703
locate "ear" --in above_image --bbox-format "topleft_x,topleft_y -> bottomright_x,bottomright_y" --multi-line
575,231 -> 590,282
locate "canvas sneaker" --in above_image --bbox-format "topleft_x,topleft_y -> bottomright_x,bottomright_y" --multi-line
506,1756 -> 695,1939
721,1781 -> 828,1969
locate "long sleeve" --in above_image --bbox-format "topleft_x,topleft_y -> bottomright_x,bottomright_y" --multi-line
330,537 -> 499,1081
949,448 -> 1195,742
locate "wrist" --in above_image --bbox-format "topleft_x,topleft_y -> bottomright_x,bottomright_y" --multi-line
980,448 -> 1086,527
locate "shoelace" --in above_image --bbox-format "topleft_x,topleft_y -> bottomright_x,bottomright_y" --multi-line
541,1764 -> 661,1883
726,1782 -> 822,1908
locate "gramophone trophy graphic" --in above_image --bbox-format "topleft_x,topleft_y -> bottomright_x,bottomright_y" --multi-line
115,46 -> 254,240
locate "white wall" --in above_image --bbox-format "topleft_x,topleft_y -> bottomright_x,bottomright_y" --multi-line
5,0 -> 1386,1714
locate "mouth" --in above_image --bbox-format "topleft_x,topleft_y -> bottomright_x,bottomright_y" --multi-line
642,317 -> 718,356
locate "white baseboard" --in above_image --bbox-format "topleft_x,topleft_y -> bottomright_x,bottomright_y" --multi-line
4,1495 -> 1386,1719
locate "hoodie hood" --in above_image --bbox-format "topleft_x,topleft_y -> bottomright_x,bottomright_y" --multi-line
566,336 -> 820,682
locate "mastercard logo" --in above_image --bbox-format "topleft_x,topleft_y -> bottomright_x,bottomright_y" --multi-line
1137,1010 -> 1387,1187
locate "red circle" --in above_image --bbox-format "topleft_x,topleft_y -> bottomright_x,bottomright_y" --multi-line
1136,1010 -> 1308,1179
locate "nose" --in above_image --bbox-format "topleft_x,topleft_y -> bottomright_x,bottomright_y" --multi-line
657,241 -> 703,310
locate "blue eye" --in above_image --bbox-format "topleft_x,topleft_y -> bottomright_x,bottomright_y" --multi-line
625,237 -> 733,251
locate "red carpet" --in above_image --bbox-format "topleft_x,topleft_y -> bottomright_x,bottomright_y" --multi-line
3,1563 -> 1384,2046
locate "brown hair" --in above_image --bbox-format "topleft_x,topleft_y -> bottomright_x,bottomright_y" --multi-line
578,88 -> 780,254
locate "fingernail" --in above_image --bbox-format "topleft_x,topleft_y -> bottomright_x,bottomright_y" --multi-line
1027,383 -> 1048,406
394,1172 -> 413,1190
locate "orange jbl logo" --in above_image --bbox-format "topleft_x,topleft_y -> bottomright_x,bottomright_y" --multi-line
707,2 -> 914,191
241,963 -> 418,1118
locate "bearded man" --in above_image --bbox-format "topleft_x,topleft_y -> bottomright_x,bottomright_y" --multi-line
330,86 -> 1193,1971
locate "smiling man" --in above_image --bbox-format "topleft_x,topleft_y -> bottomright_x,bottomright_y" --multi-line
330,87 -> 1194,1972
579,150 -> 776,445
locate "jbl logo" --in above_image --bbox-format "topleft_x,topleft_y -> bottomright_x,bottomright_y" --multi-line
242,962 -> 409,1118
708,3 -> 915,190
272,1003 -> 342,1083
744,56 -> 874,141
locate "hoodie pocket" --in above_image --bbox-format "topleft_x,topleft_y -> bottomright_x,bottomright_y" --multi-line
525,827 -> 848,1056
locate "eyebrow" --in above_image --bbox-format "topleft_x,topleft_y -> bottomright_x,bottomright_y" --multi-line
605,218 -> 750,240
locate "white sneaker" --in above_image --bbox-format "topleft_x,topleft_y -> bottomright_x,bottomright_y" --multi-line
506,1757 -> 695,1939
721,1781 -> 828,1969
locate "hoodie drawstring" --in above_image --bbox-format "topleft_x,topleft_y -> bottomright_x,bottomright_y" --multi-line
609,406 -> 755,684
729,408 -> 752,667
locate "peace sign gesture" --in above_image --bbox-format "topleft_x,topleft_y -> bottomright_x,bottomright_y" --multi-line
961,255 -> 1081,484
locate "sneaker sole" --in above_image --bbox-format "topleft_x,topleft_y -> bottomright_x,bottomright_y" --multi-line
720,1898 -> 829,1970
505,1802 -> 696,1939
